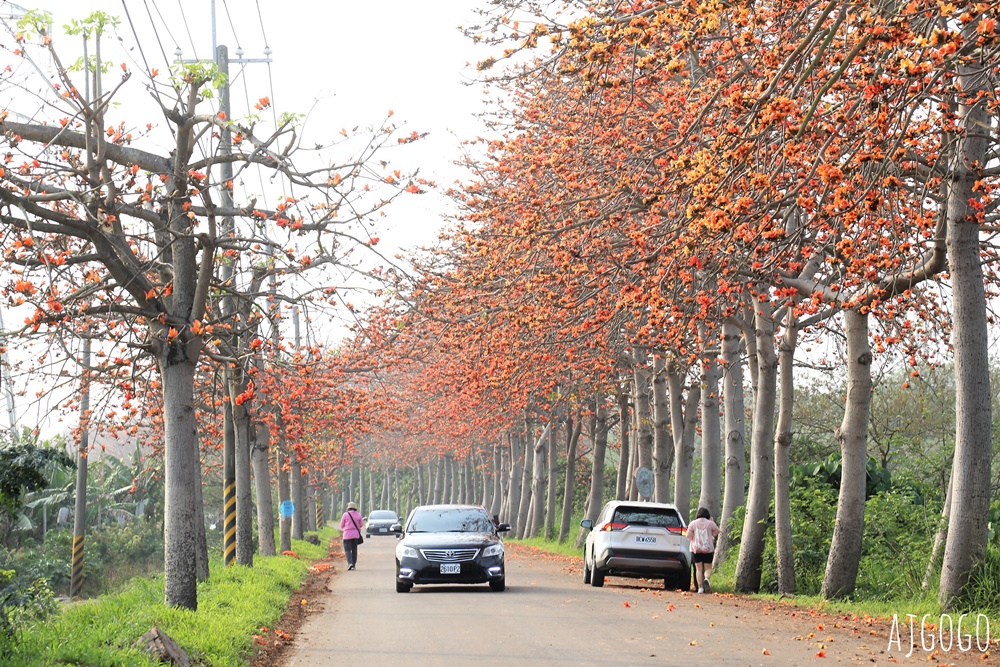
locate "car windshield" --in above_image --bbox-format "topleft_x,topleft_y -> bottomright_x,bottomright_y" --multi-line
406,508 -> 494,533
612,507 -> 683,528
369,511 -> 397,521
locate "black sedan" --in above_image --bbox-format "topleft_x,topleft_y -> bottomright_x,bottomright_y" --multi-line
394,504 -> 510,593
365,510 -> 399,538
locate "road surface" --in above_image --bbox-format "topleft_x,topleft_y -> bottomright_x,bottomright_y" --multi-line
279,535 -> 992,666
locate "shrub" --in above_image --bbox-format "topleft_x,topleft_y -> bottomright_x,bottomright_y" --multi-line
755,477 -> 838,595
964,546 -> 1000,617
0,520 -> 165,599
0,569 -> 56,657
856,488 -> 939,599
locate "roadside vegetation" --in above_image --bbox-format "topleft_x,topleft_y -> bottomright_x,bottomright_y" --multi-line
3,0 -> 1000,661
2,527 -> 333,666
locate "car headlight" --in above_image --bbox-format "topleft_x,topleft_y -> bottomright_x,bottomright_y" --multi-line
482,543 -> 504,558
397,545 -> 418,559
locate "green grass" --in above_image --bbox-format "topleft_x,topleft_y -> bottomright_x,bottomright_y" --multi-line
510,534 -> 585,558
7,526 -> 335,667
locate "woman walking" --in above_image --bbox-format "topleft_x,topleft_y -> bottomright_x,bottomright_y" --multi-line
686,507 -> 720,593
340,502 -> 365,570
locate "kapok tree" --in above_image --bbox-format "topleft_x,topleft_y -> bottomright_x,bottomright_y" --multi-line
1,10 -> 417,608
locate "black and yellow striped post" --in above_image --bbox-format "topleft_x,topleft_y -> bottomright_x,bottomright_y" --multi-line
223,402 -> 236,566
70,535 -> 84,598
223,478 -> 236,565
314,491 -> 323,529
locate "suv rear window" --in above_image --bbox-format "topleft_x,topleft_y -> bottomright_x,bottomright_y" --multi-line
612,507 -> 683,529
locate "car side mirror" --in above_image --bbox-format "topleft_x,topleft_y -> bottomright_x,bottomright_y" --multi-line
496,523 -> 511,533
580,519 -> 594,530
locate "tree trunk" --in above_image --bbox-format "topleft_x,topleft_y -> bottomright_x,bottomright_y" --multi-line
560,413 -> 583,543
632,348 -> 654,494
822,309 -> 872,598
414,464 -> 424,507
545,418 -> 558,539
923,467 -> 953,590
434,456 -> 445,504
669,363 -> 701,522
577,401 -> 610,548
774,311 -> 798,595
507,431 -> 523,530
517,426 -> 536,538
715,321 -> 746,568
192,446 -> 209,582
480,454 -> 490,508
530,423 -> 549,538
348,465 -> 358,504
446,458 -> 454,504
651,354 -> 673,502
160,356 -> 200,610
277,433 -> 292,554
939,23 -> 993,606
253,421 -> 276,556
615,388 -> 631,501
698,335 -> 722,520
490,443 -> 503,517
290,450 -> 304,540
734,297 -> 777,593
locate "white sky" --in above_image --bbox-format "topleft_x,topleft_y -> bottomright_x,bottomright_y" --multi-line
5,0 -> 493,248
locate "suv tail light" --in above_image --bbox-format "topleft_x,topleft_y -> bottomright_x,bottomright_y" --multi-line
601,522 -> 628,531
667,526 -> 686,535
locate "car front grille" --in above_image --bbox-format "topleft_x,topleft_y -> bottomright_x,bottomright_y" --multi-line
421,548 -> 480,563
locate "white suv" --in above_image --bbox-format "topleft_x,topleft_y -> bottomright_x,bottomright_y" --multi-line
581,500 -> 691,590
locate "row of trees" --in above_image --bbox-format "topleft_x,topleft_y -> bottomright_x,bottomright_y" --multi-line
2,0 -> 999,616
341,0 -> 1000,609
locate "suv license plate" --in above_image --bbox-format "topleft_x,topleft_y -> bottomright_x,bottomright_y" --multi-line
440,563 -> 461,574
635,535 -> 657,544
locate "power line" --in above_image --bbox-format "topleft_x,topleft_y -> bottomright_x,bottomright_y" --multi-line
254,0 -> 269,51
173,0 -> 199,61
220,0 -> 241,51
123,0 -> 170,117
146,0 -> 180,58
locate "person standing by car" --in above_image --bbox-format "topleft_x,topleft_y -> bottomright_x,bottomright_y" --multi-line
340,502 -> 365,571
686,508 -> 720,593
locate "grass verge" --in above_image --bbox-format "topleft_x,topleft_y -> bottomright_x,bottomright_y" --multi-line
7,526 -> 336,667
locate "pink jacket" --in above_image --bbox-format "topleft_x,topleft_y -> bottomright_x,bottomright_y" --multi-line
340,510 -> 364,539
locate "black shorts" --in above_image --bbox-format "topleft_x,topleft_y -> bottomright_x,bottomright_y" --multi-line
692,552 -> 714,564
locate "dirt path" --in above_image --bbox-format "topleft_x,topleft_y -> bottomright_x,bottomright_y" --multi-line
255,539 -> 994,666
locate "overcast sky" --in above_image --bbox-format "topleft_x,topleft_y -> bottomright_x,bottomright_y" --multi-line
4,0 -> 494,248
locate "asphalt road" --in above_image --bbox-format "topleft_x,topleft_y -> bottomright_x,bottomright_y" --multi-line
281,535 -> 991,666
